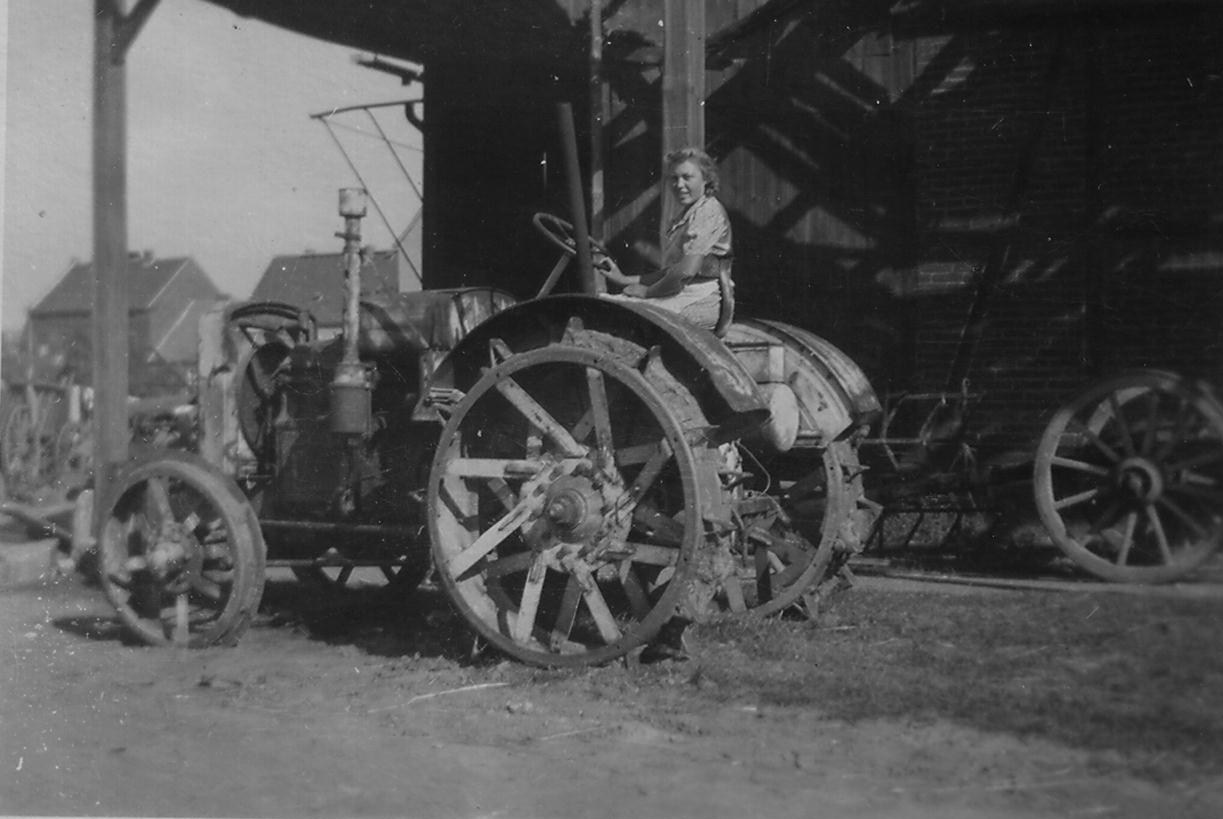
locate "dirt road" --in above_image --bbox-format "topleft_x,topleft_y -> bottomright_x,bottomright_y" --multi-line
2,569 -> 1219,818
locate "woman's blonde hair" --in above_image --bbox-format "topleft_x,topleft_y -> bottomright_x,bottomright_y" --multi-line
665,146 -> 719,195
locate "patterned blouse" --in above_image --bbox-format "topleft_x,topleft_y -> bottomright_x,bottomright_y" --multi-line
662,195 -> 733,276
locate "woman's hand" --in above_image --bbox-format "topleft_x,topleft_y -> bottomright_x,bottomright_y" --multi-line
595,253 -> 634,287
622,283 -> 648,298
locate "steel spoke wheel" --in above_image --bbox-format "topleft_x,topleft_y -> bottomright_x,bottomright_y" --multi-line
2,399 -> 48,496
98,451 -> 266,646
719,440 -> 859,616
428,337 -> 707,667
1034,370 -> 1223,583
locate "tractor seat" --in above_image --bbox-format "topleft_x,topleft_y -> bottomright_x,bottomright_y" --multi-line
358,287 -> 517,357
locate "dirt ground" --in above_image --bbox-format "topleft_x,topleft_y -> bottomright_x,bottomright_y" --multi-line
3,562 -> 1221,819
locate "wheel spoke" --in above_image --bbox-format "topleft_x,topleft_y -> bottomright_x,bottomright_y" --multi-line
1066,420 -> 1123,464
1181,469 -> 1220,489
482,550 -> 535,579
1051,455 -> 1110,478
512,555 -> 548,644
1087,498 -> 1124,539
1107,393 -> 1136,457
1140,390 -> 1161,454
1144,505 -> 1174,564
493,376 -> 585,457
1155,494 -> 1210,540
580,579 -> 622,644
1114,511 -> 1138,566
585,366 -> 616,464
444,458 -> 550,479
611,440 -> 674,526
448,499 -> 537,577
1170,483 -> 1223,504
548,575 -> 583,651
1155,397 -> 1193,460
1054,486 -> 1100,511
1166,447 -> 1223,473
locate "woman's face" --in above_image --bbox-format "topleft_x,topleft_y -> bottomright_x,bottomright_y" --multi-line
669,159 -> 706,207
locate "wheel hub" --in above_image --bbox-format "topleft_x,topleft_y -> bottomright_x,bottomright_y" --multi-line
1115,457 -> 1163,503
543,476 -> 604,541
143,524 -> 202,593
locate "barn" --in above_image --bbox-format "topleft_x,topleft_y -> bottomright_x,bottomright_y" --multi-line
186,0 -> 1223,453
84,0 -> 1222,478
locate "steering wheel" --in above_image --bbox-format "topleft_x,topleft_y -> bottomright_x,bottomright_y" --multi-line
532,212 -> 612,297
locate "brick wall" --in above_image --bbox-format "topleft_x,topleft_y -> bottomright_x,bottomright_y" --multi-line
907,12 -> 1223,451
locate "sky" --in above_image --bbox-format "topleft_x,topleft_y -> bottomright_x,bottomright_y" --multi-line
1,0 -> 423,333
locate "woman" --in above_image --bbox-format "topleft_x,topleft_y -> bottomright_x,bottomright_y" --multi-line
599,147 -> 732,330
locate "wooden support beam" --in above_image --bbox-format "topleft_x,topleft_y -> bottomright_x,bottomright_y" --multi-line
92,0 -> 161,501
660,0 -> 706,243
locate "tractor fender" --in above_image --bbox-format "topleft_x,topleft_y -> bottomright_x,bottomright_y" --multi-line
428,294 -> 769,436
723,319 -> 881,446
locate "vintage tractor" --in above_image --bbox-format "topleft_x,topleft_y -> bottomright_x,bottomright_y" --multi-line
91,188 -> 879,666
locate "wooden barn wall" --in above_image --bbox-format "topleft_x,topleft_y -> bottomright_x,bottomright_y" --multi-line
422,1 -> 1222,453
902,5 -> 1223,450
600,1 -> 1223,451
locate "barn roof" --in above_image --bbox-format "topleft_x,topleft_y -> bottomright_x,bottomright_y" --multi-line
31,255 -> 216,316
203,0 -> 582,64
250,249 -> 403,326
203,0 -> 1209,70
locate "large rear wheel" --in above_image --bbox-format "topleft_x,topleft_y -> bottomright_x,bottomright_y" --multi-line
428,332 -> 715,667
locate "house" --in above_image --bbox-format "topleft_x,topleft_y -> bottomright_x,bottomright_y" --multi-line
250,210 -> 422,337
26,251 -> 224,395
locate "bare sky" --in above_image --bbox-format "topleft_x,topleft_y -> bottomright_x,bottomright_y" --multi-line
2,0 -> 423,332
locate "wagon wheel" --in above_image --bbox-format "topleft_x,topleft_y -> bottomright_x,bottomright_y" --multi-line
1,399 -> 47,496
721,440 -> 859,617
1034,370 -> 1223,583
97,451 -> 266,647
428,334 -> 712,667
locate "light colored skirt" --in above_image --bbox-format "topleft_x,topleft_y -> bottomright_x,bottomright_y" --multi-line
600,280 -> 720,330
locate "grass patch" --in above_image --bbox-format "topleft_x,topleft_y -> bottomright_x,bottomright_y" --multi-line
681,588 -> 1223,780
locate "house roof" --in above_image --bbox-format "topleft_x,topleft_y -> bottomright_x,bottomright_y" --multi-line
250,250 -> 402,325
30,255 -> 211,316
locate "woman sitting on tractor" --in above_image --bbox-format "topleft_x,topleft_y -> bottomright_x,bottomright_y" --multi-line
598,147 -> 733,331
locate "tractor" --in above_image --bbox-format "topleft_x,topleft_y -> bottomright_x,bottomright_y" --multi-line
91,187 -> 880,667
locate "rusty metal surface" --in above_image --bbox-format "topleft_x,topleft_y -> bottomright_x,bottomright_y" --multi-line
738,319 -> 881,429
434,294 -> 768,424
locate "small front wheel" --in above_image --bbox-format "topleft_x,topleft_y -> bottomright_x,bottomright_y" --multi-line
97,452 -> 266,646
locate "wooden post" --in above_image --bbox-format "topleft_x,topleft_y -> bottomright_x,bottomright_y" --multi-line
92,0 -> 160,502
660,0 -> 706,244
589,0 -> 607,250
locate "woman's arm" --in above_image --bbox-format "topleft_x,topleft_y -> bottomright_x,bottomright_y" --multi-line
629,254 -> 702,298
